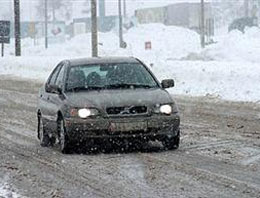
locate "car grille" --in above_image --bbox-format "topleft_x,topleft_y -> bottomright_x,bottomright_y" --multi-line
106,106 -> 148,116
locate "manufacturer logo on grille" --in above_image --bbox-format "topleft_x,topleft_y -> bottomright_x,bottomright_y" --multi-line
120,106 -> 134,115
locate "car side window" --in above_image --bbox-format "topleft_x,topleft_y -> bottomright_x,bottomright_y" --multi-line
55,65 -> 65,88
48,65 -> 61,86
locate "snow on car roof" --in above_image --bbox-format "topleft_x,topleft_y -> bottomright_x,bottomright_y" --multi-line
68,57 -> 139,66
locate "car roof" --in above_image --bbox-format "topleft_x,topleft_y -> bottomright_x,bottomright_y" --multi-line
67,57 -> 140,66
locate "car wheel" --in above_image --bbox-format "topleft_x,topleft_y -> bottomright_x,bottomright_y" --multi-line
162,131 -> 180,150
58,118 -> 71,154
38,115 -> 51,147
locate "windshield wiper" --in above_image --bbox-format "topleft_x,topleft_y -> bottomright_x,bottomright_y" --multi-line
106,83 -> 154,89
67,86 -> 104,92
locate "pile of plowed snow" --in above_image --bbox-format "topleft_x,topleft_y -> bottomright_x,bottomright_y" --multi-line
4,24 -> 201,62
1,24 -> 260,102
1,57 -> 260,102
124,24 -> 201,61
196,27 -> 260,63
153,60 -> 260,102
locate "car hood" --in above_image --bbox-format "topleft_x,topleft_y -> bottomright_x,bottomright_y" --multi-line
65,88 -> 173,110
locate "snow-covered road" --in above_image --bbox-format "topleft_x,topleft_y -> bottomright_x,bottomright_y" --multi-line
0,76 -> 260,198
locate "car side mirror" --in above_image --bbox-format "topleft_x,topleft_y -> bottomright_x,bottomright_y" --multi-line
46,84 -> 62,94
161,79 -> 175,89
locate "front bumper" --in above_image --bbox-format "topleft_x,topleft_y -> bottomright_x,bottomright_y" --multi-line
64,114 -> 180,140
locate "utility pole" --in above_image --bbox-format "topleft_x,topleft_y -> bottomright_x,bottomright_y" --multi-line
45,0 -> 48,49
14,0 -> 21,56
200,0 -> 205,48
123,0 -> 127,18
91,0 -> 98,57
118,0 -> 124,48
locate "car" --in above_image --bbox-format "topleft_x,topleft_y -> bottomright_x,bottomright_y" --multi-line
228,17 -> 258,33
37,57 -> 180,153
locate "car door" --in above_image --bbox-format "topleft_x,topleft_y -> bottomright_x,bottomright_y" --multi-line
48,63 -> 67,127
41,63 -> 63,132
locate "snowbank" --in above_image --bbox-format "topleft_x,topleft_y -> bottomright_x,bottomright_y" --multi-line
197,27 -> 260,63
1,24 -> 260,102
124,24 -> 201,61
6,24 -> 260,64
1,57 -> 260,102
0,57 -> 61,81
153,60 -> 260,102
3,24 -> 201,62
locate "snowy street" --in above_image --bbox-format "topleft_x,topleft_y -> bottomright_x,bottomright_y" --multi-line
0,76 -> 260,198
1,0 -> 260,197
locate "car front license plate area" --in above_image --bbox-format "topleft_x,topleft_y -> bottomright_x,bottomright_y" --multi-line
109,121 -> 147,132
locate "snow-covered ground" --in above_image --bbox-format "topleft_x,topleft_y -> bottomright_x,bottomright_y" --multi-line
155,61 -> 260,102
198,27 -> 260,63
1,23 -> 260,102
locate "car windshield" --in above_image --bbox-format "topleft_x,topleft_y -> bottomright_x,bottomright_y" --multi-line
66,63 -> 159,92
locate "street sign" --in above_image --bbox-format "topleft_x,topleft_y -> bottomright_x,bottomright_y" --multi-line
145,41 -> 152,50
0,21 -> 10,37
0,20 -> 11,56
0,37 -> 10,44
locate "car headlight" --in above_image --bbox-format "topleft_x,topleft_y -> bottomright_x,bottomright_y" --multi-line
160,105 -> 172,115
78,109 -> 92,118
70,108 -> 99,118
154,104 -> 178,115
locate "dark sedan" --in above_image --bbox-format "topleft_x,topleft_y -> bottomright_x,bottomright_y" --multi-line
37,57 -> 180,153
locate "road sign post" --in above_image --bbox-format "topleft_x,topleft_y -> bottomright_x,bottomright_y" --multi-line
45,0 -> 48,49
1,39 -> 3,57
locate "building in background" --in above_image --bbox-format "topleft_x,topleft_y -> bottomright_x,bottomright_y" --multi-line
135,3 -> 213,33
247,0 -> 259,17
73,16 -> 117,35
248,0 -> 260,25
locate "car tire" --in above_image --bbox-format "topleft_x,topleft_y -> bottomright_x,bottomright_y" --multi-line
162,130 -> 180,150
38,115 -> 51,147
58,118 -> 71,154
